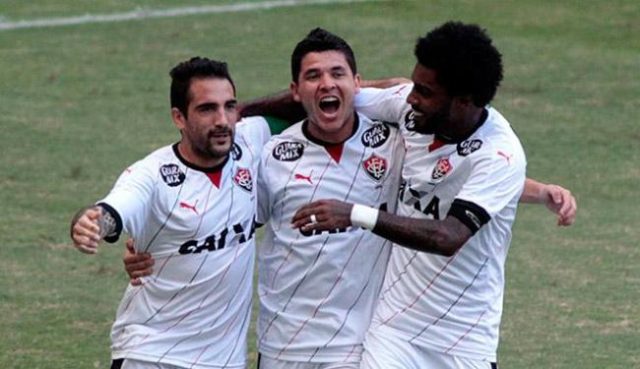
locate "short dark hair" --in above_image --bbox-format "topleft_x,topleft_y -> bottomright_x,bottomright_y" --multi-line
415,21 -> 503,107
290,27 -> 357,82
169,57 -> 236,117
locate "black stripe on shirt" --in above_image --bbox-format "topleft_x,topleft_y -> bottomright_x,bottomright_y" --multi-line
447,199 -> 490,235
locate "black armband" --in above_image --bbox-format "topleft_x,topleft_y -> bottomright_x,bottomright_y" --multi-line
447,199 -> 490,235
96,203 -> 123,243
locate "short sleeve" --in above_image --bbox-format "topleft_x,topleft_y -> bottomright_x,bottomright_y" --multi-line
97,160 -> 156,241
454,148 -> 526,219
355,84 -> 413,123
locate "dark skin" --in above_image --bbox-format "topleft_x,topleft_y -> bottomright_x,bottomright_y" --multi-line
290,199 -> 471,257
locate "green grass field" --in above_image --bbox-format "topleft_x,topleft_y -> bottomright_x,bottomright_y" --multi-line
1,1 -> 638,368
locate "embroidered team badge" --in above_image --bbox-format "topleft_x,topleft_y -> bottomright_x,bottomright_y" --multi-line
231,143 -> 242,160
457,139 -> 483,156
272,142 -> 304,161
159,164 -> 185,187
431,157 -> 453,180
361,123 -> 390,148
362,154 -> 387,182
233,168 -> 253,193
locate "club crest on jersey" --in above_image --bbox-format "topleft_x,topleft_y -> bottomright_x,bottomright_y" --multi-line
231,142 -> 242,160
432,157 -> 453,180
457,139 -> 483,156
272,141 -> 304,161
361,123 -> 390,148
363,154 -> 387,182
233,167 -> 253,193
160,164 -> 185,187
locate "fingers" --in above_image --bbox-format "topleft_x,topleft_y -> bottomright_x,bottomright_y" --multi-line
71,208 -> 103,254
557,194 -> 577,226
291,203 -> 320,229
122,237 -> 154,283
547,185 -> 577,227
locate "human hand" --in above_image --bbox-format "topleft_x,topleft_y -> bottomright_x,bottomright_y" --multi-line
70,207 -> 103,254
291,199 -> 354,233
541,184 -> 577,226
123,238 -> 154,286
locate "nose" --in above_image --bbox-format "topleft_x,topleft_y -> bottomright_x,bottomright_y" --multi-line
213,107 -> 230,126
406,88 -> 418,106
319,72 -> 336,90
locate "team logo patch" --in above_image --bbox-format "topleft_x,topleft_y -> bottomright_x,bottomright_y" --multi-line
362,154 -> 387,182
432,157 -> 453,180
457,139 -> 483,156
159,164 -> 185,187
231,143 -> 242,160
272,142 -> 304,161
233,167 -> 253,193
361,123 -> 390,148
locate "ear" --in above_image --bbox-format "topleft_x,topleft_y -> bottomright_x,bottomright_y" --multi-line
290,81 -> 301,103
353,73 -> 362,94
171,107 -> 187,130
453,95 -> 474,108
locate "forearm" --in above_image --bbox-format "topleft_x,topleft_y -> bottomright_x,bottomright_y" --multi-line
372,212 -> 470,257
238,89 -> 306,122
360,77 -> 412,89
519,177 -> 545,203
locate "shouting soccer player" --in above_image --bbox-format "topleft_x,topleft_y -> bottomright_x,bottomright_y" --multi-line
254,28 -> 404,369
70,58 -> 272,369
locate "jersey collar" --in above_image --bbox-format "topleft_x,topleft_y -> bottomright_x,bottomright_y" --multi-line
172,143 -> 229,173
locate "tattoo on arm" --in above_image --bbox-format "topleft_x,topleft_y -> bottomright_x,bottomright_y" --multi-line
97,207 -> 117,239
372,212 -> 472,257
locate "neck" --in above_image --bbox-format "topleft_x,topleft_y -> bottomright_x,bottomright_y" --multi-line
306,113 -> 357,145
437,107 -> 486,143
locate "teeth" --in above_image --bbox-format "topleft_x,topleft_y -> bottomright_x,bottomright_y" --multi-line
412,109 -> 424,117
320,96 -> 339,103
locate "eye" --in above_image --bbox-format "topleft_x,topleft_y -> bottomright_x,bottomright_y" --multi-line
225,101 -> 238,111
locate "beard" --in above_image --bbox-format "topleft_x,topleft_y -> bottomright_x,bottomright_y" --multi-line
411,101 -> 451,135
193,127 -> 234,161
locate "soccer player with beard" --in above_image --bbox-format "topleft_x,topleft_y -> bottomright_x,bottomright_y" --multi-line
70,57 -> 272,369
292,22 -> 573,369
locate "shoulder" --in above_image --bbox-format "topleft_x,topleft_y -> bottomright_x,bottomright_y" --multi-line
261,120 -> 306,161
461,108 -> 526,169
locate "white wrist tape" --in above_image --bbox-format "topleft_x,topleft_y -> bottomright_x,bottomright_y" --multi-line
350,204 -> 379,230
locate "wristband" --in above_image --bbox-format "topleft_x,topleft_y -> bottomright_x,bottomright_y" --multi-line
350,204 -> 379,230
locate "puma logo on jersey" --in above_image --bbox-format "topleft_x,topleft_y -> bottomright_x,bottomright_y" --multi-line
179,200 -> 198,214
294,171 -> 313,184
497,150 -> 513,164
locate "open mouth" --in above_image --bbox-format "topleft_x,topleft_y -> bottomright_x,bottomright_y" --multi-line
319,96 -> 340,114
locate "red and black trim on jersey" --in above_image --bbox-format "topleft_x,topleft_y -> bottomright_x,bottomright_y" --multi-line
301,113 -> 360,163
447,199 -> 490,235
172,143 -> 228,188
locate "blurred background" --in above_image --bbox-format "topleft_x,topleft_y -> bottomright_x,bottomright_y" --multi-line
0,1 -> 638,368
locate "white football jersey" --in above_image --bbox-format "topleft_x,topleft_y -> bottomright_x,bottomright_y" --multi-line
356,85 -> 526,361
256,113 -> 404,363
98,116 -> 270,369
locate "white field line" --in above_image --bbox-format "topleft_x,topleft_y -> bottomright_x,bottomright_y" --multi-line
0,0 -> 386,31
